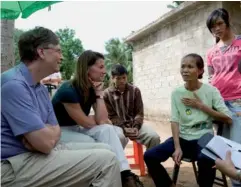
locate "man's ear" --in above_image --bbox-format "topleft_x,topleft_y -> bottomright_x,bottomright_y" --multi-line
37,48 -> 44,60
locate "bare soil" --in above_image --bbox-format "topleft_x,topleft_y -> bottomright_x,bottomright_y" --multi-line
125,120 -> 232,187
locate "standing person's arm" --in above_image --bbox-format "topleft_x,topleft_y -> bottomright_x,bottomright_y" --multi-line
207,51 -> 215,82
238,54 -> 241,73
2,81 -> 61,154
170,91 -> 183,165
237,35 -> 241,74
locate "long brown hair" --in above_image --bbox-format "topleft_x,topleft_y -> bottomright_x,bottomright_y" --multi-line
71,50 -> 104,102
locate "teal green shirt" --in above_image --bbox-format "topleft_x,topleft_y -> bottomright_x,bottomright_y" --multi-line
171,83 -> 231,140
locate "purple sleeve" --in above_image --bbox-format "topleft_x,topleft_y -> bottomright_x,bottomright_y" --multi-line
1,81 -> 45,136
46,99 -> 58,125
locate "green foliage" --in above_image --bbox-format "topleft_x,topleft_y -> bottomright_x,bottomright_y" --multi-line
167,1 -> 184,9
104,38 -> 133,87
56,28 -> 84,80
14,28 -> 25,65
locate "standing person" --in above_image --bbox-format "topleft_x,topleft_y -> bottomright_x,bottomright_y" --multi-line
103,64 -> 160,149
144,54 -> 232,187
52,50 -> 144,187
1,27 -> 122,187
206,8 -> 241,187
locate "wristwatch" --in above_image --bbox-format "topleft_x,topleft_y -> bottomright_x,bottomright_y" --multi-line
237,169 -> 241,182
96,95 -> 104,99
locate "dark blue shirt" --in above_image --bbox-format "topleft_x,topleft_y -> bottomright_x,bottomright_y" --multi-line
52,81 -> 96,126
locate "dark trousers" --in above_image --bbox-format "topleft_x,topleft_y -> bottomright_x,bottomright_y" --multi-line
144,137 -> 216,187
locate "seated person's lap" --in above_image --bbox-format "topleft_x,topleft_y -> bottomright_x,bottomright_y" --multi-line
60,126 -> 96,143
146,136 -> 213,162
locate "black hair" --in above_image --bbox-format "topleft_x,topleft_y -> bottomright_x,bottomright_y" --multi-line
18,27 -> 59,62
182,53 -> 204,79
206,8 -> 230,43
111,64 -> 128,76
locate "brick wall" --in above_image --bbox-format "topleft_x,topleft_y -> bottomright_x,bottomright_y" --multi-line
130,1 -> 241,121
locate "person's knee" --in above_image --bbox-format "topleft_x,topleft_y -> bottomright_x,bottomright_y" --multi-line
118,134 -> 128,148
97,149 -> 119,165
144,149 -> 156,163
98,124 -> 115,133
95,143 -> 112,151
197,155 -> 215,168
150,133 -> 161,144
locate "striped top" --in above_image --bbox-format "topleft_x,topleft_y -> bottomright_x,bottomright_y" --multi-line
103,83 -> 144,129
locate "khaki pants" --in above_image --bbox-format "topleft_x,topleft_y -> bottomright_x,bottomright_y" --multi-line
61,124 -> 130,171
1,142 -> 122,187
113,124 -> 161,149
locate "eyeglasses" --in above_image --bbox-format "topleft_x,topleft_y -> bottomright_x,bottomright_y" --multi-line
43,47 -> 62,54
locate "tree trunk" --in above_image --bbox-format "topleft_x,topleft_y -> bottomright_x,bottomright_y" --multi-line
1,20 -> 15,72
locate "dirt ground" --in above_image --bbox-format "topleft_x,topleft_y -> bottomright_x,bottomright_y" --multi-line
125,120 -> 232,187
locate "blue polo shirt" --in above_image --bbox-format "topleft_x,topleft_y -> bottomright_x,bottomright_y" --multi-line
1,63 -> 58,159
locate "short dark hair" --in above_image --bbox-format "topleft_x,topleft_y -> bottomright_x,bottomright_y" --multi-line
206,8 -> 230,43
111,64 -> 128,76
18,27 -> 59,62
182,53 -> 204,79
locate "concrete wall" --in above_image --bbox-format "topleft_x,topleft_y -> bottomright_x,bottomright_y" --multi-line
1,20 -> 15,72
130,1 -> 241,121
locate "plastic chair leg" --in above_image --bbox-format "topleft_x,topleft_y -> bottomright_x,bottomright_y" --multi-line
133,141 -> 145,176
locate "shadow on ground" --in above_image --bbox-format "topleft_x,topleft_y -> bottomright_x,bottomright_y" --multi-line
139,167 -> 231,187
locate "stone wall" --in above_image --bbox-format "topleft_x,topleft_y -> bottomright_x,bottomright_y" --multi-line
127,1 -> 241,121
1,20 -> 15,72
223,1 -> 241,34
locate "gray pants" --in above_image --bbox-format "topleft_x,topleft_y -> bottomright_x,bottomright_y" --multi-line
113,124 -> 161,150
1,143 -> 122,187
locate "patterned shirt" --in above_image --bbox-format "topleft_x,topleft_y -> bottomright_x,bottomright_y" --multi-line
207,35 -> 241,101
103,83 -> 144,129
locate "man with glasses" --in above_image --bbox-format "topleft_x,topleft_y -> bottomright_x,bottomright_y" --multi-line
1,27 -> 122,187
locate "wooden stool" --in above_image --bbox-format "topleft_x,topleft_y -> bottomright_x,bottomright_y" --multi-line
126,141 -> 146,176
